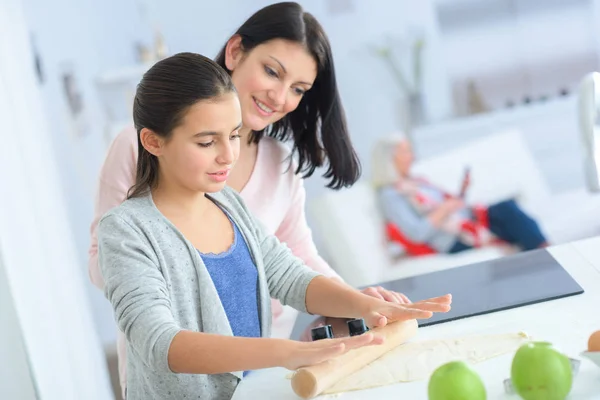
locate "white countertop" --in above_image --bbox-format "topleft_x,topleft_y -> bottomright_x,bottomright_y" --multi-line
232,239 -> 600,400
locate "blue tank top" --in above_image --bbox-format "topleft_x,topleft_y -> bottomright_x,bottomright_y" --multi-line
198,212 -> 261,376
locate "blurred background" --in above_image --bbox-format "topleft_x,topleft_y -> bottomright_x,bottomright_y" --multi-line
3,0 -> 600,398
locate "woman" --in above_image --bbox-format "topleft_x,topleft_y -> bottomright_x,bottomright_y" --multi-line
372,135 -> 549,255
89,2 -> 408,395
96,51 -> 451,400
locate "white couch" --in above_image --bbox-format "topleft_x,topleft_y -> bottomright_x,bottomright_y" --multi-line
309,129 -> 600,287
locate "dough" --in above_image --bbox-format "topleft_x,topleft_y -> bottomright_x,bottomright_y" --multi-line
322,332 -> 530,394
286,332 -> 530,394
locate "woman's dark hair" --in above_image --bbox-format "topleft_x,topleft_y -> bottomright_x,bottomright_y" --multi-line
215,2 -> 361,190
127,52 -> 236,198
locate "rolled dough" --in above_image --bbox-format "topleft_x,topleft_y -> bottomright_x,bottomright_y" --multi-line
322,332 -> 530,394
285,332 -> 530,395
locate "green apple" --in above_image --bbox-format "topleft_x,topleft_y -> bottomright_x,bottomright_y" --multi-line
428,361 -> 487,400
510,341 -> 572,400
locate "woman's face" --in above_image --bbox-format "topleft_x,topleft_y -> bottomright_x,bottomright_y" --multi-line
393,140 -> 414,177
225,38 -> 318,132
145,92 -> 243,194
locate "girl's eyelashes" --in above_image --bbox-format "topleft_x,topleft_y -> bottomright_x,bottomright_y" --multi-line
197,133 -> 240,147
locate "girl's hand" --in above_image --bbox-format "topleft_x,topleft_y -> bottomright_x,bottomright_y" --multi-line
361,294 -> 452,328
360,286 -> 411,304
280,332 -> 384,370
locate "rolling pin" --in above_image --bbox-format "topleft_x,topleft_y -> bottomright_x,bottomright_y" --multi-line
291,319 -> 418,399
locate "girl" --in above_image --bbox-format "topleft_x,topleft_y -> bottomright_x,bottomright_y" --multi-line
97,52 -> 451,400
372,135 -> 549,255
89,3 -> 410,393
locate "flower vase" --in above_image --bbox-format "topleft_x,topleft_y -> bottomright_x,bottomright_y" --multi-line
397,92 -> 425,146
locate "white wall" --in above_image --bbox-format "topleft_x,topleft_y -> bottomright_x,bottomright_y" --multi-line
0,0 -> 113,398
439,1 -> 595,76
0,255 -> 37,400
139,0 -> 273,56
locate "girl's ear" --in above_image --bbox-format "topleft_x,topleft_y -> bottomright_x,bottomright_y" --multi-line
140,128 -> 164,156
224,35 -> 244,71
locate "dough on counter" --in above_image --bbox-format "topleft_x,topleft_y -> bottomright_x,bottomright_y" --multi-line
322,332 -> 530,394
285,332 -> 529,395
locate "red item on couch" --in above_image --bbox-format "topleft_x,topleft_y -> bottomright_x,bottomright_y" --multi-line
385,206 -> 500,256
385,222 -> 437,256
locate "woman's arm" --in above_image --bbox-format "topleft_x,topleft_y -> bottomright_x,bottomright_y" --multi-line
89,127 -> 138,289
427,199 -> 464,227
378,186 -> 461,242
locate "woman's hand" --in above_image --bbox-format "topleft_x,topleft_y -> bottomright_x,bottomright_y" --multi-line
361,294 -> 452,328
442,198 -> 465,212
429,199 -> 465,227
360,286 -> 411,304
305,277 -> 451,334
279,332 -> 384,370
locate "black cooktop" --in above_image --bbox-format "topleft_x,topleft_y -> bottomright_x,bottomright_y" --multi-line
290,249 -> 583,339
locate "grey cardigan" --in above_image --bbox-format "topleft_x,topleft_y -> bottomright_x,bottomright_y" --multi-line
97,187 -> 321,400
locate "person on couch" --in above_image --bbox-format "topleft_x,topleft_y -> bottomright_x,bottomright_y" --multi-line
371,135 -> 549,255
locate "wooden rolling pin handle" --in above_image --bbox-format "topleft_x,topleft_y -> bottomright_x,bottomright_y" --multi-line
291,319 -> 418,399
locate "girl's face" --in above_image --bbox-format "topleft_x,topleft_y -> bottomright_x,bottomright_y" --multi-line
147,92 -> 243,194
225,38 -> 318,132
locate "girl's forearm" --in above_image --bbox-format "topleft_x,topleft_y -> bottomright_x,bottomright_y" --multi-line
305,276 -> 374,319
167,277 -> 377,374
168,331 -> 291,374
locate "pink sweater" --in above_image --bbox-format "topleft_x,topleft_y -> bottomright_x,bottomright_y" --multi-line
89,127 -> 341,325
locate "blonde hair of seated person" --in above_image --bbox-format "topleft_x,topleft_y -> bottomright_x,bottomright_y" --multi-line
371,133 -> 411,189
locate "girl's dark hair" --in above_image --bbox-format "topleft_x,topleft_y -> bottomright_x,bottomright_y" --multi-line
215,2 -> 361,189
128,52 -> 236,199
